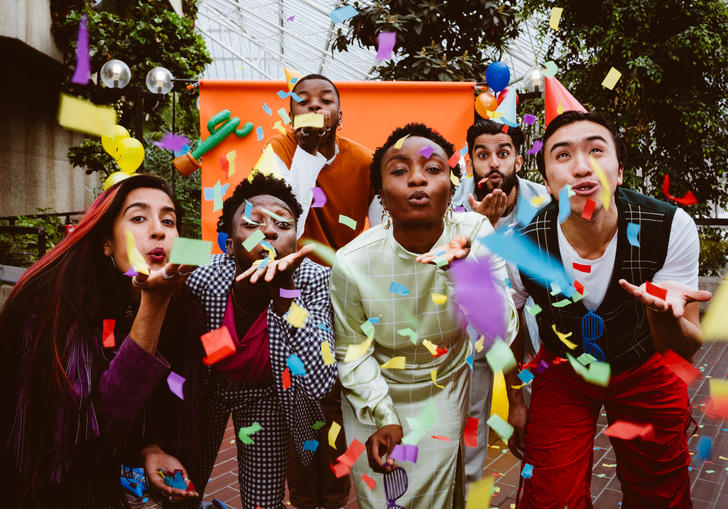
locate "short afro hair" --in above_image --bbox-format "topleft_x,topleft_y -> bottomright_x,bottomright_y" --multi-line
466,119 -> 524,156
370,122 -> 462,196
217,173 -> 303,235
290,74 -> 340,110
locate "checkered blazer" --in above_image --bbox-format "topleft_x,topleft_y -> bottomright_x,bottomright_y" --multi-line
186,254 -> 337,464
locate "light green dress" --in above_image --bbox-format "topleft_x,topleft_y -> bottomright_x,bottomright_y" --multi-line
330,212 -> 518,509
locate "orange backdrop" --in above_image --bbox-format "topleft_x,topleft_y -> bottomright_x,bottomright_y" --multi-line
198,80 -> 476,251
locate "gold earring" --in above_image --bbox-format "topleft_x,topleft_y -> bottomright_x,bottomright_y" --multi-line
445,204 -> 453,225
381,209 -> 391,229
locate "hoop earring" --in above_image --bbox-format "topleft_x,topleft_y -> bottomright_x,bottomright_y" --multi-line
445,205 -> 453,225
381,209 -> 392,229
108,255 -> 116,268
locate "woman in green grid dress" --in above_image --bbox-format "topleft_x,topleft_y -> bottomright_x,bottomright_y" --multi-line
330,123 -> 518,508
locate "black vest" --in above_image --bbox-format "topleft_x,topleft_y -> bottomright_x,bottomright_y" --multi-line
519,188 -> 676,373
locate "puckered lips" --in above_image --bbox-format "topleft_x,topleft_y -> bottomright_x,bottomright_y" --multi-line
571,180 -> 599,197
148,247 -> 166,264
408,190 -> 430,207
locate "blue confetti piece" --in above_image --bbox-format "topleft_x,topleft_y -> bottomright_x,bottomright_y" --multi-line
459,145 -> 468,157
257,257 -> 271,269
203,182 -> 229,201
256,126 -> 264,141
286,353 -> 306,376
329,5 -> 358,24
173,144 -> 190,157
302,439 -> 319,452
244,199 -> 252,219
369,317 -> 380,324
697,435 -> 712,461
317,323 -> 333,332
522,463 -> 534,479
217,232 -> 228,253
516,198 -> 538,227
388,281 -> 410,296
263,102 -> 272,115
627,222 -> 640,247
290,91 -> 303,102
164,470 -> 187,490
518,369 -> 534,384
465,353 -> 473,371
504,277 -> 511,288
558,185 -> 572,223
277,90 -> 290,99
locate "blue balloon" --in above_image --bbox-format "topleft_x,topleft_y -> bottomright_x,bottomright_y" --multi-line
486,62 -> 511,93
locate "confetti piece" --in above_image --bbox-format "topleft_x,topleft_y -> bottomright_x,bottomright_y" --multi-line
552,324 -> 576,349
278,288 -> 301,300
566,352 -> 610,387
123,229 -> 150,276
312,187 -> 327,207
588,155 -> 611,210
169,237 -> 212,267
487,414 -> 514,442
601,67 -> 622,90
238,422 -> 262,445
360,319 -> 376,338
702,273 -> 728,341
390,443 -> 419,463
475,335 -> 485,352
661,174 -> 697,206
525,304 -> 542,316
338,214 -> 357,230
543,61 -> 559,78
294,113 -> 325,130
523,114 -> 537,125
431,369 -> 445,389
344,337 -> 372,362
521,463 -> 534,479
573,262 -> 591,273
577,353 -> 596,366
466,353 -> 474,370
552,298 -> 572,308
660,349 -> 701,385
466,475 -> 494,509
361,473 -> 376,490
604,421 -> 655,441
153,132 -> 191,152
558,184 -> 572,223
581,198 -> 596,220
645,281 -> 667,300
380,356 -> 406,369
282,367 -> 291,389
376,31 -> 396,60
419,145 -> 435,158
203,180 -> 229,212
256,126 -> 264,141
330,461 -> 350,478
450,171 -> 461,186
285,302 -> 309,328
58,93 -> 116,137
329,4 -> 359,24
329,421 -> 341,449
312,420 -> 326,430
518,369 -> 534,384
321,341 -> 335,366
393,134 -> 409,149
277,108 -> 291,125
102,319 -> 115,348
626,222 -> 641,248
225,150 -> 236,178
451,255 -> 507,342
263,102 -> 272,115
71,15 -> 90,84
698,436 -> 712,461
447,152 -> 460,168
431,435 -> 451,441
276,90 -> 290,100
286,353 -> 306,376
485,339 -> 517,374
422,339 -> 438,356
242,229 -> 265,252
167,371 -> 185,400
201,326 -> 236,365
527,140 -> 543,154
261,208 -> 288,222
389,281 -> 410,296
403,399 -> 439,445
431,293 -> 447,305
549,7 -> 563,30
516,197 -> 538,226
272,120 -> 285,134
337,439 -> 366,467
287,15 -> 295,21
464,417 -> 478,447
303,440 -> 319,452
574,280 -> 585,295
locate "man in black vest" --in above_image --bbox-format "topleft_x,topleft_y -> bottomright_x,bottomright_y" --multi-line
504,110 -> 711,508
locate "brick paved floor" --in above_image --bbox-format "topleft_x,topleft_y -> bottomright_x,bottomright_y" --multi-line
138,341 -> 728,508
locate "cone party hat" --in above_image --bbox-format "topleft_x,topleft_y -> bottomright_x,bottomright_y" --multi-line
544,76 -> 586,128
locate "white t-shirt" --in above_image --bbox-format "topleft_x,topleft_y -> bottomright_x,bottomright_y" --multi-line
510,207 -> 699,310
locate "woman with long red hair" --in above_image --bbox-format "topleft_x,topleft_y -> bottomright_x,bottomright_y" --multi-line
0,175 -> 205,508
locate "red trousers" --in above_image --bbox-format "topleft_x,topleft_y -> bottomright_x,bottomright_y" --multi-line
518,350 -> 692,509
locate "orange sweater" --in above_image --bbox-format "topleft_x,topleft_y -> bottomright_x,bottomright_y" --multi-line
267,132 -> 375,253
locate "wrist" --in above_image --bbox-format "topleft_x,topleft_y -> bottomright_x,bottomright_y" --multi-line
140,443 -> 163,459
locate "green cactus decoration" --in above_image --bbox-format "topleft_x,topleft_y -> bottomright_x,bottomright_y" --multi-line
191,109 -> 253,160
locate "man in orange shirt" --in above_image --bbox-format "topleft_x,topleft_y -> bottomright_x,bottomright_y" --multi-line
267,74 -> 380,509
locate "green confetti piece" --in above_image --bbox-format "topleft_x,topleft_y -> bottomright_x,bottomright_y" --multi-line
312,420 -> 326,430
525,304 -> 542,316
543,60 -> 558,78
576,353 -> 596,366
552,298 -> 572,308
572,291 -> 584,303
238,421 -> 262,445
403,399 -> 438,445
242,229 -> 265,252
433,255 -> 449,268
169,238 -> 212,266
338,214 -> 357,230
360,319 -> 375,339
277,108 -> 291,124
487,414 -> 514,442
567,352 -> 610,387
261,207 -> 288,222
485,339 -> 517,374
397,327 -> 418,345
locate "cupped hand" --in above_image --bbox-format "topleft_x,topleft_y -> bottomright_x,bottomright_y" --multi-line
141,445 -> 199,503
366,424 -> 403,473
416,235 -> 471,266
468,189 -> 507,227
618,279 -> 711,319
294,110 -> 332,154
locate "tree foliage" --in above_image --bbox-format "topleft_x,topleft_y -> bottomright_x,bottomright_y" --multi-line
332,0 -> 521,81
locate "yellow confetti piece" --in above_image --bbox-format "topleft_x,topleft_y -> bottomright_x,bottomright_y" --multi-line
422,339 -> 438,356
321,341 -> 335,366
58,93 -> 116,137
510,383 -> 527,389
719,456 -> 728,461
552,324 -> 577,349
430,369 -> 445,389
285,302 -> 309,328
344,337 -> 372,362
380,356 -> 406,369
124,229 -> 150,275
531,195 -> 548,207
475,335 -> 485,353
293,113 -> 325,130
226,150 -> 236,178
328,421 -> 341,449
549,7 -> 564,30
557,102 -> 564,115
601,67 -> 622,90
250,144 -> 283,181
710,378 -> 728,398
431,293 -> 447,305
450,171 -> 460,186
393,134 -> 409,149
466,475 -> 494,509
701,272 -> 728,341
273,120 -> 286,135
588,155 -> 611,210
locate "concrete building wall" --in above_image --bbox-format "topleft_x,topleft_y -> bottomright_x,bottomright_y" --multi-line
0,0 -> 62,61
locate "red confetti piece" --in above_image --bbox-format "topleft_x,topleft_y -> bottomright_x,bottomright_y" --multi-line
500,123 -> 509,134
464,417 -> 478,448
661,175 -> 697,206
604,421 -> 655,441
433,346 -> 449,358
102,319 -> 115,348
581,199 -> 596,220
282,367 -> 291,390
645,281 -> 667,301
574,280 -> 585,295
431,435 -> 451,441
330,461 -> 350,478
361,473 -> 376,490
201,327 -> 236,365
661,349 -> 701,386
337,439 -> 365,467
447,152 -> 460,168
220,154 -> 229,174
573,262 -> 591,273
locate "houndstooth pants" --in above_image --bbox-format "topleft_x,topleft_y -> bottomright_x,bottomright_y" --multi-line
174,369 -> 287,509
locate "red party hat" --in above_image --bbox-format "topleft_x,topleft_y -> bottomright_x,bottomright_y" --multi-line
544,76 -> 586,128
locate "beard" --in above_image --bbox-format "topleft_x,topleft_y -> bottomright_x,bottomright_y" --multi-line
474,166 -> 518,201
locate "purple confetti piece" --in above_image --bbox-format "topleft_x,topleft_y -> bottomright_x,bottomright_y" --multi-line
153,132 -> 191,152
287,15 -> 295,21
312,187 -> 327,207
124,267 -> 138,277
376,32 -> 396,60
389,444 -> 419,463
455,206 -> 466,213
523,114 -> 537,125
419,145 -> 434,159
535,359 -> 549,373
173,144 -> 190,157
527,140 -> 543,155
71,15 -> 90,84
280,288 -> 301,299
167,371 -> 185,400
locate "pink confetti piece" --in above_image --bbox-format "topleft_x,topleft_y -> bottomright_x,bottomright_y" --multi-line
376,32 -> 396,60
419,145 -> 435,158
312,187 -> 327,207
167,371 -> 186,400
71,15 -> 90,84
280,288 -> 302,299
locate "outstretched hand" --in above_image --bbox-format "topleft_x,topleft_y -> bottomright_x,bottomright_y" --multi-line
132,263 -> 197,297
619,279 -> 711,319
236,244 -> 315,287
416,235 -> 471,267
366,424 -> 403,474
468,189 -> 507,227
